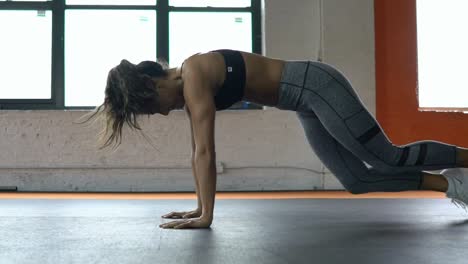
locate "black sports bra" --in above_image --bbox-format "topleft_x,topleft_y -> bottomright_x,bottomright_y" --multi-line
180,49 -> 246,111
211,49 -> 246,110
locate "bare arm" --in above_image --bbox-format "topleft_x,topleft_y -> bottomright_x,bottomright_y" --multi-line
184,66 -> 217,222
159,54 -> 220,229
185,107 -> 203,211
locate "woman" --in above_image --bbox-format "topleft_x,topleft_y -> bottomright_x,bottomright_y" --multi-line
90,49 -> 468,229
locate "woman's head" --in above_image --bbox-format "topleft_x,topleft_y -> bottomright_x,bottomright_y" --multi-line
107,59 -> 167,113
85,59 -> 168,149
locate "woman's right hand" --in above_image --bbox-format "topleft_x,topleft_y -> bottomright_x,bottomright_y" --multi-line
162,209 -> 202,219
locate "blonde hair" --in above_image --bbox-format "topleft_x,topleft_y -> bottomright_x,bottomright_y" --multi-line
80,59 -> 167,149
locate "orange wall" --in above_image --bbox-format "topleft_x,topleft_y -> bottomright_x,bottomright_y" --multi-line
374,0 -> 468,147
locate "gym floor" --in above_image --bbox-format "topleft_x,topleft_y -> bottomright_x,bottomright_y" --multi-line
2,191 -> 467,264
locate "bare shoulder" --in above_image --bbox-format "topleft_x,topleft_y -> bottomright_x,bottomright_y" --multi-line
181,53 -> 221,110
181,52 -> 224,86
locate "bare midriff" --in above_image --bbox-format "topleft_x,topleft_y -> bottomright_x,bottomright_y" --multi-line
240,52 -> 286,107
186,51 -> 286,107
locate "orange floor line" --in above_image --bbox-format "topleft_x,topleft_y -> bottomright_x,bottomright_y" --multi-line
0,191 -> 445,200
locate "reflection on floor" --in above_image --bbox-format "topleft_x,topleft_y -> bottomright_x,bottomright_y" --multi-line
2,191 -> 465,264
0,190 -> 446,200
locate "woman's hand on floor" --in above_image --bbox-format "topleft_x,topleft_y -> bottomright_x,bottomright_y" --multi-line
159,216 -> 212,229
162,209 -> 202,219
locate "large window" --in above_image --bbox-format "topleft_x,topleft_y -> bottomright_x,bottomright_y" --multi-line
0,0 -> 261,110
416,0 -> 468,109
375,0 -> 468,148
65,10 -> 157,106
0,10 -> 52,100
169,12 -> 252,67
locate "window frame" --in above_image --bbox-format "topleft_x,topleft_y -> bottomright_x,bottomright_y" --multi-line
0,0 -> 262,110
375,0 -> 468,147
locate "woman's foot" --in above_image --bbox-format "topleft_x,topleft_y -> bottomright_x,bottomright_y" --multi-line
441,168 -> 468,212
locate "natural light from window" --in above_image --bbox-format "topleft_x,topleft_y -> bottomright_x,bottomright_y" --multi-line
0,10 -> 52,99
416,0 -> 468,108
66,0 -> 156,5
0,1 -> 255,107
169,0 -> 250,7
65,10 -> 156,107
169,12 -> 252,67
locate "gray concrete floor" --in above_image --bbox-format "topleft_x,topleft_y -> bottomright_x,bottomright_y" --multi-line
1,198 -> 468,264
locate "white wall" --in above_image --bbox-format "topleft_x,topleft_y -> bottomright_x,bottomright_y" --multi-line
0,0 -> 375,192
322,0 -> 376,115
263,0 -> 320,60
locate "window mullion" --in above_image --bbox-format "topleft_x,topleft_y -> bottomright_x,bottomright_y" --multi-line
252,0 -> 261,55
157,0 -> 169,62
52,0 -> 65,109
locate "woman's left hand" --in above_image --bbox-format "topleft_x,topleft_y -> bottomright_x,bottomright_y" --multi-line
159,216 -> 212,229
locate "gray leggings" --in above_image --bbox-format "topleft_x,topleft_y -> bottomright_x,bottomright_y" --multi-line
276,61 -> 460,194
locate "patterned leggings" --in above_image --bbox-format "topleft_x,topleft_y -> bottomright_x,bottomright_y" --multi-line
276,61 -> 460,194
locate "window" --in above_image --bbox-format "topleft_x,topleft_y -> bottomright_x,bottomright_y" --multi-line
65,10 -> 156,106
169,12 -> 252,67
0,10 -> 52,100
0,0 -> 261,110
416,0 -> 468,109
375,0 -> 468,148
169,0 -> 250,8
67,0 -> 156,4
